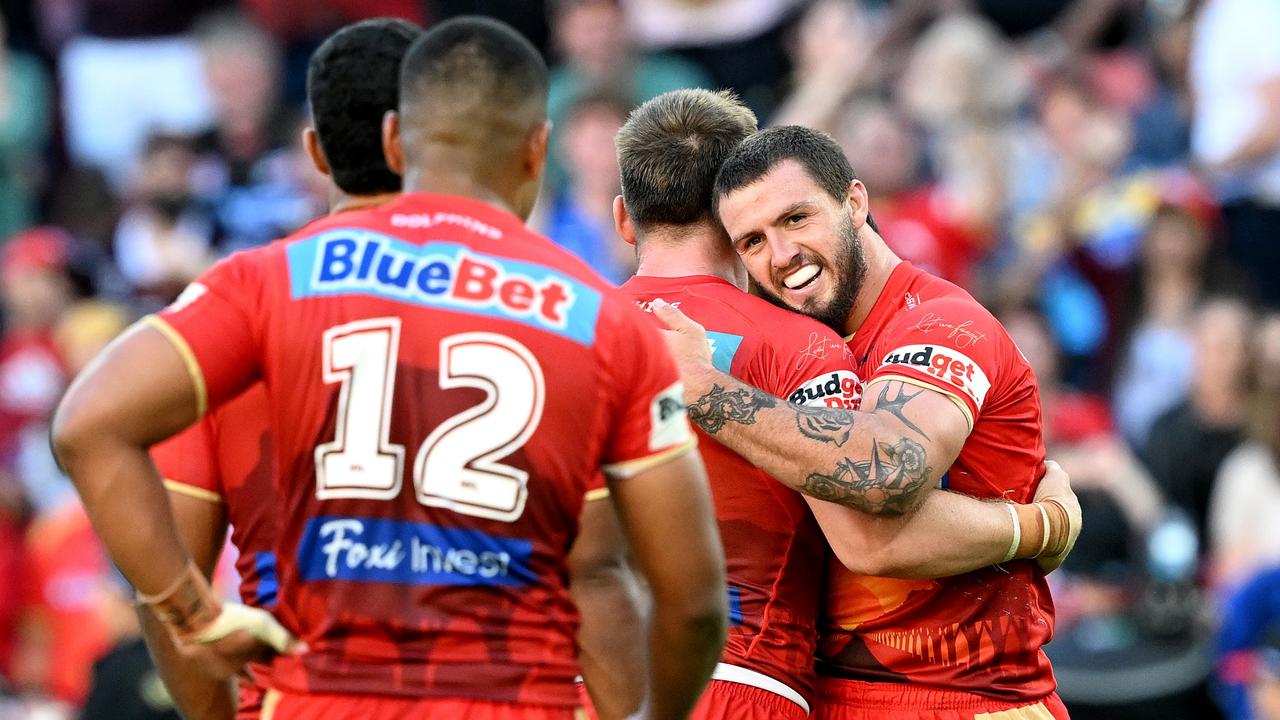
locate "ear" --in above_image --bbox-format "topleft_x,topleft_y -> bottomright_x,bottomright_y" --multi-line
613,195 -> 636,246
846,178 -> 870,229
382,110 -> 405,177
302,126 -> 331,178
524,120 -> 551,181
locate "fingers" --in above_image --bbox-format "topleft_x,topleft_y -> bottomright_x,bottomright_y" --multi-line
650,299 -> 699,334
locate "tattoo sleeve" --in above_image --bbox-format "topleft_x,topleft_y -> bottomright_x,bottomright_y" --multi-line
687,384 -> 777,435
680,367 -> 956,517
801,437 -> 933,516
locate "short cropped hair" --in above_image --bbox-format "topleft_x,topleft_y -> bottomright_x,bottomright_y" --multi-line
308,18 -> 422,196
712,125 -> 861,219
400,16 -> 548,117
615,89 -> 757,228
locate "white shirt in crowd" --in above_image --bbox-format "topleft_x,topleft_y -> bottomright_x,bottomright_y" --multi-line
1210,442 -> 1280,591
1190,0 -> 1280,204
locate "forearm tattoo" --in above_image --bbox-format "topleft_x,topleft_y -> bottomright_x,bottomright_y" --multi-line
794,404 -> 855,446
802,437 -> 933,516
687,384 -> 777,435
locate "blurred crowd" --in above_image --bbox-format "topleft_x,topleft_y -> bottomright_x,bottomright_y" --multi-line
0,0 -> 1278,718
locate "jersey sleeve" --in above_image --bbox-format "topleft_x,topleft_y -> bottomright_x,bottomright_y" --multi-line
149,252 -> 265,418
867,297 -> 1003,429
743,316 -> 860,409
598,298 -> 696,479
150,416 -> 224,504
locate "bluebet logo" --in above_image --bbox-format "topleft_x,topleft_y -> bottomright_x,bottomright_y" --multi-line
297,516 -> 537,587
286,230 -> 602,345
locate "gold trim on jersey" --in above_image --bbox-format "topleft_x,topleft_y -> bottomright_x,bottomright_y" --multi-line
602,436 -> 698,479
864,375 -> 975,432
143,315 -> 208,419
583,487 -> 611,502
163,479 -> 223,504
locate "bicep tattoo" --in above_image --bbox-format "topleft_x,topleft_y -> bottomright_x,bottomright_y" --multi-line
871,382 -> 931,441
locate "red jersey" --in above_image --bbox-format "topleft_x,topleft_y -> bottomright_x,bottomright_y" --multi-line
149,383 -> 276,718
151,192 -> 694,706
622,275 -> 857,708
818,263 -> 1053,702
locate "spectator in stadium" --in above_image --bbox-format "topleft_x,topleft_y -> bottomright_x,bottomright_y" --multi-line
0,229 -> 72,468
1143,297 -> 1251,551
538,91 -> 635,283
112,133 -> 213,306
619,0 -> 802,116
545,0 -> 711,191
835,99 -> 996,290
192,10 -> 316,251
1112,200 -> 1237,447
0,15 -> 51,241
1209,314 -> 1280,593
1190,0 -> 1280,306
1217,568 -> 1280,719
52,0 -> 218,185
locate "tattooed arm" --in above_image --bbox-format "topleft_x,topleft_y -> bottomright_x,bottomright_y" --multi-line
685,369 -> 966,516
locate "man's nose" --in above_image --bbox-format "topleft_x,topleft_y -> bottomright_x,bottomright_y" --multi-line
768,233 -> 802,270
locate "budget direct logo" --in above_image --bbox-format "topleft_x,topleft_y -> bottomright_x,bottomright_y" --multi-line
287,230 -> 603,345
790,370 -> 860,409
880,344 -> 991,409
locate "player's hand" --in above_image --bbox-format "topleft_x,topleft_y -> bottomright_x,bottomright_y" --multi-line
1032,460 -> 1082,574
142,562 -> 305,680
179,605 -> 305,680
650,299 -> 714,377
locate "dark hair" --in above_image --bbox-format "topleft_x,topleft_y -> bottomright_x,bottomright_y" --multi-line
712,125 -> 878,233
615,89 -> 757,228
307,18 -> 421,196
400,16 -> 548,116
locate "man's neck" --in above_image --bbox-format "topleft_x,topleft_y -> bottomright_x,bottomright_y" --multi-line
330,190 -> 400,215
843,227 -> 902,336
403,164 -> 519,218
634,225 -> 747,290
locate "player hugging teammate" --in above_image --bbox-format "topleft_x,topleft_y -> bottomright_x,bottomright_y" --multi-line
52,14 -> 1082,720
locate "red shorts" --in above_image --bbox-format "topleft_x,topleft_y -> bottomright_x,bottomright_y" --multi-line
237,682 -> 265,720
577,680 -> 807,720
262,690 -> 584,720
814,677 -> 1069,720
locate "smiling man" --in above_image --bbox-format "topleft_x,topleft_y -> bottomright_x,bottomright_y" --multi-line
653,124 -> 1073,719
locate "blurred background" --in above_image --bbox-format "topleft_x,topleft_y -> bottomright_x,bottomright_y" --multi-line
0,0 -> 1277,718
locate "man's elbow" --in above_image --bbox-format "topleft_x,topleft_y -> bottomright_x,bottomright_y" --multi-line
652,576 -> 729,646
831,539 -> 893,577
50,391 -> 96,472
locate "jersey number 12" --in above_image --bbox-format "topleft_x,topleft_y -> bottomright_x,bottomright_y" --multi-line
314,317 -> 545,522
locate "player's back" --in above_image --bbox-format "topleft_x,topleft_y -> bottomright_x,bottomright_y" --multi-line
622,274 -> 855,709
159,193 -> 690,706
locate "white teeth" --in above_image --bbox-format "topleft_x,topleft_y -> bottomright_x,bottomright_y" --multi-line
784,264 -> 820,289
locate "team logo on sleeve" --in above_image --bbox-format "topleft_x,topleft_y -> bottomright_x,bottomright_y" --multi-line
650,382 -> 692,451
167,282 -> 208,312
790,370 -> 860,409
880,344 -> 991,409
